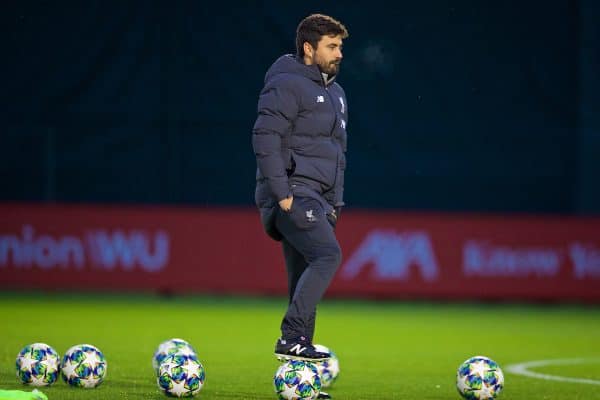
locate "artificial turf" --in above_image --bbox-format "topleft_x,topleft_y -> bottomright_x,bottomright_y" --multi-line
0,292 -> 598,399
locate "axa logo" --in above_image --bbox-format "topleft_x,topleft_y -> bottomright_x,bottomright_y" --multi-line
340,230 -> 439,281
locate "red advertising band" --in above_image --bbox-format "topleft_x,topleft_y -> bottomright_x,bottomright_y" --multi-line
1,204 -> 599,302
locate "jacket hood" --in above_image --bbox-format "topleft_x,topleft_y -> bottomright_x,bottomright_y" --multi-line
264,54 -> 335,85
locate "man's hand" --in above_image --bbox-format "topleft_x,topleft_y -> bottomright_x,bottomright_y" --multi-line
279,196 -> 294,212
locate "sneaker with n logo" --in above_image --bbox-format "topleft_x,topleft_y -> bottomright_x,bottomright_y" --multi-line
274,337 -> 330,362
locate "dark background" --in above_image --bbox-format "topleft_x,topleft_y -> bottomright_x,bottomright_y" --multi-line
2,1 -> 599,213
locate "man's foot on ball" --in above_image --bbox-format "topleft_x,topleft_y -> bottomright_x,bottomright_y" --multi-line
274,337 -> 330,362
317,391 -> 332,399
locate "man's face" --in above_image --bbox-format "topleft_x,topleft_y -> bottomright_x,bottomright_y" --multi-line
310,34 -> 343,75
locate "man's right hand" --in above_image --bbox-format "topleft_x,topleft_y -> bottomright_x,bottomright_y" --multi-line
278,196 -> 294,212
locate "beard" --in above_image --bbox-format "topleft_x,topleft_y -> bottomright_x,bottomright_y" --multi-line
316,56 -> 341,75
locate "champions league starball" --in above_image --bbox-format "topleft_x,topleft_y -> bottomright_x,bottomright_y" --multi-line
456,356 -> 504,399
274,360 -> 322,400
157,353 -> 205,398
60,344 -> 107,388
313,344 -> 340,388
153,338 -> 197,374
15,343 -> 60,386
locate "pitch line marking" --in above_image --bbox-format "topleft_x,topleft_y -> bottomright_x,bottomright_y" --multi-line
505,358 -> 600,385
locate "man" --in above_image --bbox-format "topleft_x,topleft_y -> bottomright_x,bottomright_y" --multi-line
252,13 -> 349,396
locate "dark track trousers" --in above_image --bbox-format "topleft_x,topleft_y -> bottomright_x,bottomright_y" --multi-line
275,196 -> 342,341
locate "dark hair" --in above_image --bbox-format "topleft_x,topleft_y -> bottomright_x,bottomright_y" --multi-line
296,14 -> 349,57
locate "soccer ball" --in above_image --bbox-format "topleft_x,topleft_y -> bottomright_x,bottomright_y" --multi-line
274,360 -> 322,400
313,344 -> 340,388
15,343 -> 60,386
157,353 -> 205,397
61,344 -> 107,388
456,356 -> 504,399
153,338 -> 197,374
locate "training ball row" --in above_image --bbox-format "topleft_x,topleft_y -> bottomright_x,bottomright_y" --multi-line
15,341 -> 499,399
16,343 -> 106,388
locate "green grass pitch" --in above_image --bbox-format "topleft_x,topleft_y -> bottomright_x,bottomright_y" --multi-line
0,292 -> 599,399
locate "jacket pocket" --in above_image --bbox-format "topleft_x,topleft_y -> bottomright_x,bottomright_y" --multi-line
260,206 -> 283,241
291,152 -> 337,189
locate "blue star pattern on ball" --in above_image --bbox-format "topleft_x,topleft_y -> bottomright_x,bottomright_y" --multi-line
152,338 -> 198,375
456,356 -> 504,400
157,353 -> 205,398
274,360 -> 322,400
60,344 -> 107,388
313,344 -> 340,388
16,343 -> 60,387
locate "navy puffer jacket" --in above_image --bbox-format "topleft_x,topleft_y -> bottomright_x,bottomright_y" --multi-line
252,55 -> 348,239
